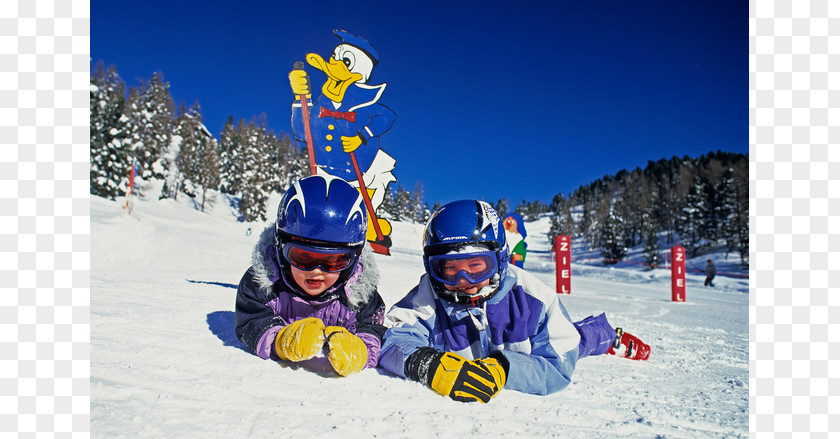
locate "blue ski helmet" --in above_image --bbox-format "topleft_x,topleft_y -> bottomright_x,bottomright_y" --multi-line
422,200 -> 509,306
276,175 -> 367,246
275,175 -> 368,296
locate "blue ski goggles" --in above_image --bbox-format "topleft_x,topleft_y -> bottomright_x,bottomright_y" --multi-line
282,242 -> 358,273
427,251 -> 499,286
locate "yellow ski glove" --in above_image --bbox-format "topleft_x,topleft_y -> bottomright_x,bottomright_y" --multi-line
288,69 -> 311,99
274,317 -> 325,362
405,347 -> 507,403
324,326 -> 368,376
474,356 -> 507,393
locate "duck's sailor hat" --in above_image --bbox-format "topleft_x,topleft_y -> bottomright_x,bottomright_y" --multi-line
333,29 -> 379,66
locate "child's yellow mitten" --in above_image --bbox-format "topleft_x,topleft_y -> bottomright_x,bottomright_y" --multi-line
274,317 -> 326,362
324,326 -> 368,376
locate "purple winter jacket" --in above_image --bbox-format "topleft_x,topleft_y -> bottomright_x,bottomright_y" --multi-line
234,224 -> 387,369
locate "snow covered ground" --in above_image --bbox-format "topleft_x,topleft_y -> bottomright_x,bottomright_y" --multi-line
91,187 -> 748,438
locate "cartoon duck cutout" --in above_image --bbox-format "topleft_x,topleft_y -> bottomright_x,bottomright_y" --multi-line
503,213 -> 527,268
289,30 -> 397,253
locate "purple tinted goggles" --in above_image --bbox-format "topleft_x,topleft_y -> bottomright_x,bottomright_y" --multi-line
427,251 -> 499,286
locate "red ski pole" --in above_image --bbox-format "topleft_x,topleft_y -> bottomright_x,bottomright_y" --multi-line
293,61 -> 317,176
348,151 -> 390,255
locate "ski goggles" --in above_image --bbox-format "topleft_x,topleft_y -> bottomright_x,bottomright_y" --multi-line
282,242 -> 358,273
427,251 -> 499,286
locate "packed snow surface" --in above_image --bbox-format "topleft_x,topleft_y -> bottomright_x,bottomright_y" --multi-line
91,189 -> 748,438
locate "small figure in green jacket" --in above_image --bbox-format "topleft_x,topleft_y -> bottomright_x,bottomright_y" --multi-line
503,213 -> 527,268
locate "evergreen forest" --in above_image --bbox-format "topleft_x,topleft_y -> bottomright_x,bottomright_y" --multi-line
90,62 -> 748,266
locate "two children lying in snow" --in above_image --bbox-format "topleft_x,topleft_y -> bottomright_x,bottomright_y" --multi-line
235,175 -> 649,403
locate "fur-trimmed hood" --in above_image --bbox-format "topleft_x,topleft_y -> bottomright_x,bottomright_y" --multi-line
250,222 -> 380,309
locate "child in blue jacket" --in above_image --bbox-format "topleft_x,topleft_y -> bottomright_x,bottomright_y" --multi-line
379,200 -> 649,402
235,175 -> 387,376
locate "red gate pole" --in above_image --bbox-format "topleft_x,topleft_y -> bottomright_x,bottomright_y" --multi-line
555,235 -> 571,294
123,157 -> 137,214
671,244 -> 686,302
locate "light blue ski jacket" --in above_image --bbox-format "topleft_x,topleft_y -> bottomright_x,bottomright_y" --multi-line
379,266 -> 581,395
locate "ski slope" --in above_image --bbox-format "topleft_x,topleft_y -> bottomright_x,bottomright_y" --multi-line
91,188 -> 749,438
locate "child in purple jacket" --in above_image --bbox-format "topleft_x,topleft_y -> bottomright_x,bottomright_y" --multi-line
235,175 -> 386,376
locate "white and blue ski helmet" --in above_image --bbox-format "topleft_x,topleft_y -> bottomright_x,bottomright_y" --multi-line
422,200 -> 510,305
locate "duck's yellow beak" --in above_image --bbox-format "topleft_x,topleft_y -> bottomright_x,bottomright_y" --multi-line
306,53 -> 364,103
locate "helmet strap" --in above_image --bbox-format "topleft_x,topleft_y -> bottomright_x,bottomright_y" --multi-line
433,274 -> 500,307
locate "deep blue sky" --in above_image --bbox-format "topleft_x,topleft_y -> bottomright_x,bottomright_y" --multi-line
91,0 -> 747,208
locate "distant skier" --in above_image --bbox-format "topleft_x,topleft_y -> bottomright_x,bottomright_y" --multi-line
234,175 -> 387,376
379,200 -> 650,403
704,259 -> 716,287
